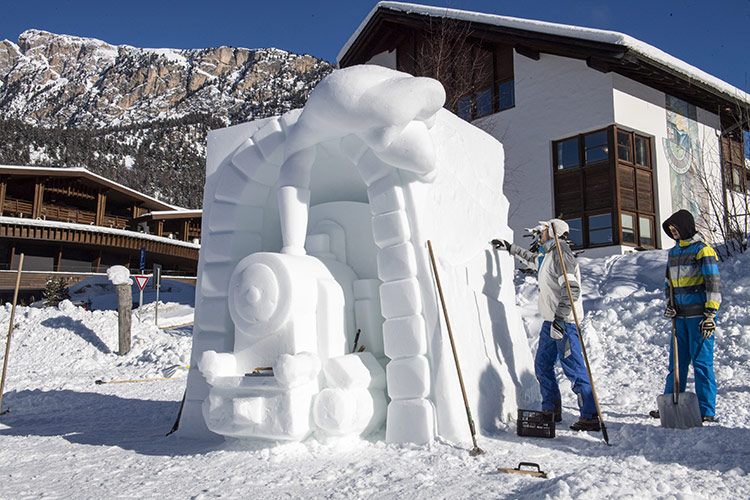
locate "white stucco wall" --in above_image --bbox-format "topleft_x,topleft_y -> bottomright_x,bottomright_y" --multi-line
476,53 -> 615,240
612,73 -> 723,245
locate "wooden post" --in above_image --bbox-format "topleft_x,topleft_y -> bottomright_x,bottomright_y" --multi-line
0,179 -> 6,216
0,253 -> 24,413
115,283 -> 131,355
32,181 -> 44,219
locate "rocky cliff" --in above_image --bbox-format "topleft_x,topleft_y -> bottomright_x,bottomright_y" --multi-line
0,30 -> 334,207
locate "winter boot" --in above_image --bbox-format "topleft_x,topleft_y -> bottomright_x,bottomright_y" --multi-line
702,415 -> 717,423
649,410 -> 660,419
569,418 -> 600,432
553,400 -> 562,423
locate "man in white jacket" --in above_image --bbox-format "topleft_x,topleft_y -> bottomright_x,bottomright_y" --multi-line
493,219 -> 598,431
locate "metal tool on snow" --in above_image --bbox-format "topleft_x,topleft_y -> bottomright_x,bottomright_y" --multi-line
0,253 -> 24,416
427,240 -> 484,457
95,376 -> 182,384
656,275 -> 702,429
497,462 -> 548,478
551,231 -> 610,445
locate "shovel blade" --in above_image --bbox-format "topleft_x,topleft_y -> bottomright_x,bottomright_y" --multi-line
656,392 -> 703,429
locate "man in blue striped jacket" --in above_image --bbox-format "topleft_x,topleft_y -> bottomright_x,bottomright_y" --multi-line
654,209 -> 721,422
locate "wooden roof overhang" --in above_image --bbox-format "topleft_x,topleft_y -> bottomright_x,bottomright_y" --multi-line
339,7 -> 748,129
0,166 -> 178,212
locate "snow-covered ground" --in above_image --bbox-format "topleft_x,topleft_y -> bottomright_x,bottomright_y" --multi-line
0,250 -> 748,499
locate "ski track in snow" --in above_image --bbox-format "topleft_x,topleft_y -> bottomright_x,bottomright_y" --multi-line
0,253 -> 749,498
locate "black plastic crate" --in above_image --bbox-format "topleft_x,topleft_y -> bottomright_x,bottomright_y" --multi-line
517,409 -> 555,438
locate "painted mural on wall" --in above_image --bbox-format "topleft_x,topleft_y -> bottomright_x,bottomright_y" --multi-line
662,95 -> 708,222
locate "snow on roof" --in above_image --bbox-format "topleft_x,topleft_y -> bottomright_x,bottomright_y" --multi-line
0,165 -> 186,211
0,216 -> 200,249
339,1 -> 750,106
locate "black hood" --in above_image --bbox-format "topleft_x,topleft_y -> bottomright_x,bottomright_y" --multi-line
663,209 -> 696,241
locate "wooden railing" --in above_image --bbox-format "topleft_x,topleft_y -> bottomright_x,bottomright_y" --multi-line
3,200 -> 130,230
101,214 -> 129,230
41,204 -> 96,225
2,197 -> 33,217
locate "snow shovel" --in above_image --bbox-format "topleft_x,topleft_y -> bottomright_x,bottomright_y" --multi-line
656,279 -> 702,429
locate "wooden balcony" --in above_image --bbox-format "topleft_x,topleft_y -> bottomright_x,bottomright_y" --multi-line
0,219 -> 200,261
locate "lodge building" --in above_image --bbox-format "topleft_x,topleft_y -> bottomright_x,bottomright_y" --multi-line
0,165 -> 200,298
338,2 -> 750,255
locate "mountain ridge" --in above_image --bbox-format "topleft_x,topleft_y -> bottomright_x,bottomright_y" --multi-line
0,29 -> 334,208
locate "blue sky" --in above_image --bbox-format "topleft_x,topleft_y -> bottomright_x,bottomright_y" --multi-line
2,0 -> 749,92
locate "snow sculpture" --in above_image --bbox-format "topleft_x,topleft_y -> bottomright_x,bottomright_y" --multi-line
180,65 -> 538,445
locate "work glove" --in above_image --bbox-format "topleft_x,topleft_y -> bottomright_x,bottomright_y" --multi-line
664,305 -> 677,319
551,318 -> 565,340
700,309 -> 717,339
491,239 -> 512,251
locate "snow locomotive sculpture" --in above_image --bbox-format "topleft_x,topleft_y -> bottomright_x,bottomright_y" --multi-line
179,65 -> 538,445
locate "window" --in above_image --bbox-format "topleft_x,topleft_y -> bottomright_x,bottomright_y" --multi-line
457,96 -> 472,121
722,133 -> 747,192
447,43 -> 514,121
621,213 -> 636,244
588,213 -> 613,245
635,136 -> 650,167
584,131 -> 608,164
639,216 -> 654,247
566,217 -> 583,247
553,126 -> 656,249
475,88 -> 493,118
498,80 -> 515,111
556,138 -> 579,170
617,130 -> 633,163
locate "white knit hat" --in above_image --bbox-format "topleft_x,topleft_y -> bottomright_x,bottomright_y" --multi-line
538,218 -> 570,237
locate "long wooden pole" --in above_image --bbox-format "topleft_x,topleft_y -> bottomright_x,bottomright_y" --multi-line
0,253 -> 25,413
427,240 -> 484,456
551,231 -> 610,445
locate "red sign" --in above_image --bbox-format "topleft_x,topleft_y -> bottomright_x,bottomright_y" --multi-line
134,275 -> 149,291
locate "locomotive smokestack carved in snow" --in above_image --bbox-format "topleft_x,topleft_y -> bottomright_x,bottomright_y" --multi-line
182,65 -> 538,444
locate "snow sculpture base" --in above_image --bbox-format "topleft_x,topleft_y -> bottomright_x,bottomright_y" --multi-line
204,378 -> 319,440
181,65 -> 538,446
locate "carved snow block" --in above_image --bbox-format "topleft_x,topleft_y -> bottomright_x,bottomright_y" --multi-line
379,277 -> 422,319
386,399 -> 435,444
371,210 -> 411,249
367,173 -> 404,215
230,138 -> 280,187
386,355 -> 430,400
251,118 -> 285,166
201,231 -> 262,264
377,242 -> 417,282
383,314 -> 427,360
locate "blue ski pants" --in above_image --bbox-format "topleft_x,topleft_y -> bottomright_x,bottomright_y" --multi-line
535,321 -> 597,419
663,316 -> 716,417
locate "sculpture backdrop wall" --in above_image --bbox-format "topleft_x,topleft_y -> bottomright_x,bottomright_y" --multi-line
178,65 -> 539,445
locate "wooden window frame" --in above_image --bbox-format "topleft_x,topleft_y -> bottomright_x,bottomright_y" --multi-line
451,42 -> 514,121
722,133 -> 748,193
553,125 -> 657,249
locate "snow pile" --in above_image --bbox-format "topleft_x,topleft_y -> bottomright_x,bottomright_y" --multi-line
106,265 -> 131,286
0,243 -> 749,497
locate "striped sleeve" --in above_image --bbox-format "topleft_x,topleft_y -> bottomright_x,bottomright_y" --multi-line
698,244 -> 721,310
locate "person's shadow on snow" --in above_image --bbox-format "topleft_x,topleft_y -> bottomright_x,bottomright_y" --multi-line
41,317 -> 111,354
0,389 -> 221,456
